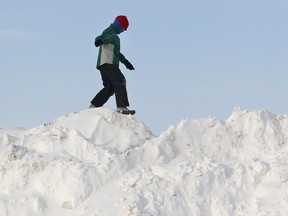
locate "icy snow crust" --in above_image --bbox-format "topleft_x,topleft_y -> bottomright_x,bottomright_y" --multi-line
0,107 -> 288,216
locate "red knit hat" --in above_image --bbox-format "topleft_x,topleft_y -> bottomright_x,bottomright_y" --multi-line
115,15 -> 129,31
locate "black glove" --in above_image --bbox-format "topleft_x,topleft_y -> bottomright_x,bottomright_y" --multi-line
94,39 -> 102,47
124,60 -> 135,70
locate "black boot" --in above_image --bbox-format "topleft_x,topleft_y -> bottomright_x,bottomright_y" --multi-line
117,107 -> 136,115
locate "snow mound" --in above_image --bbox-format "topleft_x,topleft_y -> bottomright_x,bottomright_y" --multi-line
0,107 -> 288,216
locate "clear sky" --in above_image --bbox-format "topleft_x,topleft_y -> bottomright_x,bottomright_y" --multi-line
1,0 -> 288,134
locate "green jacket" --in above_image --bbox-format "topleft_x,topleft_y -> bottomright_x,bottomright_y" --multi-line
96,25 -> 127,69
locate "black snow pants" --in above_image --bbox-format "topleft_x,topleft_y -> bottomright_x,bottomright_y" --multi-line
91,64 -> 129,108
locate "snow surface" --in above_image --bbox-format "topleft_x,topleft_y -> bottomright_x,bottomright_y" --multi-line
0,107 -> 288,216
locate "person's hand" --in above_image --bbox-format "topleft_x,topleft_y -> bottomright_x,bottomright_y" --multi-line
124,60 -> 135,70
94,39 -> 102,47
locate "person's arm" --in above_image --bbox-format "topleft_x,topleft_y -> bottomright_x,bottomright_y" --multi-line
119,53 -> 127,63
94,35 -> 103,47
95,33 -> 116,47
120,53 -> 135,70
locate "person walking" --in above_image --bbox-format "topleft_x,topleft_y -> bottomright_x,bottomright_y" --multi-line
90,15 -> 135,115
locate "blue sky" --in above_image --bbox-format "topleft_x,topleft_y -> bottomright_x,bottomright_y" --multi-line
1,0 -> 288,134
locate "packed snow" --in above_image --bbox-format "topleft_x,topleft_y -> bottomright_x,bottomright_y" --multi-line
0,107 -> 288,216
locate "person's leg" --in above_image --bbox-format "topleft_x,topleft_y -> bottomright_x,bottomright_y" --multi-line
104,64 -> 130,108
90,65 -> 114,107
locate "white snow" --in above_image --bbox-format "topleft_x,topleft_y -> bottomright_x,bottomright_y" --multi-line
0,107 -> 288,216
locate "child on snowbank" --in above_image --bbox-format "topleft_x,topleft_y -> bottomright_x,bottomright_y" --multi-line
90,15 -> 135,115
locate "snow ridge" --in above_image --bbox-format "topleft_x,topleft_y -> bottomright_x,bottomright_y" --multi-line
0,107 -> 288,216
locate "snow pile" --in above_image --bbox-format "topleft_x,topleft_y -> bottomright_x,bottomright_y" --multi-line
0,107 -> 288,216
